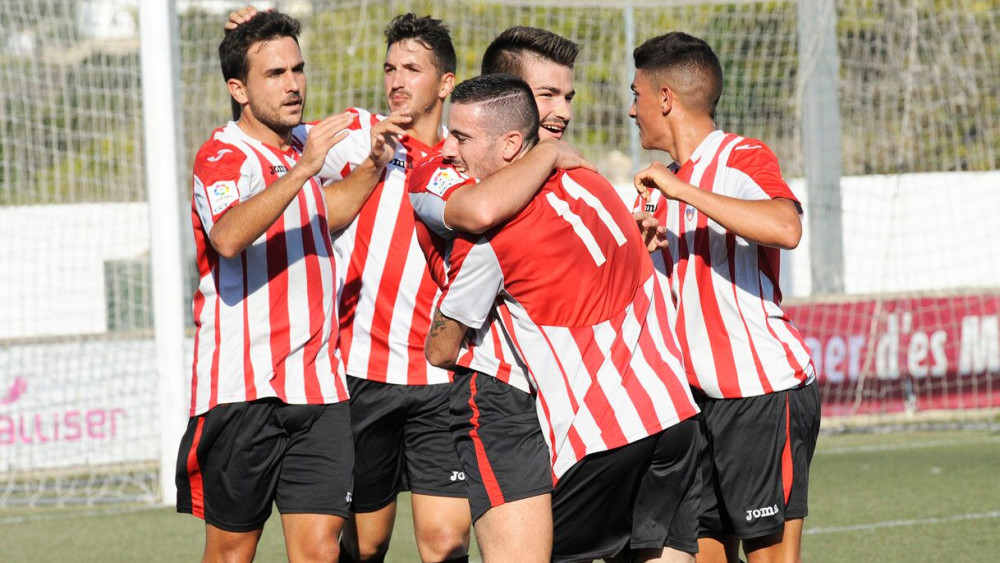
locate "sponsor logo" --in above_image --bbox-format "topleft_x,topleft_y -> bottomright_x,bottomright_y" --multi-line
390,157 -> 411,169
268,164 -> 288,176
450,471 -> 466,482
746,504 -> 780,522
1,376 -> 28,405
207,180 -> 239,215
206,148 -> 232,162
644,203 -> 656,213
426,167 -> 466,197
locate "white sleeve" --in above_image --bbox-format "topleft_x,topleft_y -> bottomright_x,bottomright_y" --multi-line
318,129 -> 371,184
439,239 -> 504,330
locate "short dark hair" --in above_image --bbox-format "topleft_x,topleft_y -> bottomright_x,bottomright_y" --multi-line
633,32 -> 724,118
481,26 -> 580,77
385,13 -> 457,75
451,74 -> 540,149
219,10 -> 301,83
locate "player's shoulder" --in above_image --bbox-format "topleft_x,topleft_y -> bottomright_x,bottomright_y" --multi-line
725,134 -> 781,171
194,126 -> 250,176
408,152 -> 475,198
555,167 -> 616,195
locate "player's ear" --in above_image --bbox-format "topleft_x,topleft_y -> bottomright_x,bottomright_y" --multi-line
227,78 -> 249,106
438,72 -> 455,100
501,130 -> 523,162
660,84 -> 673,116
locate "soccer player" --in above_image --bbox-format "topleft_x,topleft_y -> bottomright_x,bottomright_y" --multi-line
177,11 -> 359,563
409,27 -> 667,563
426,73 -> 703,563
628,32 -> 821,563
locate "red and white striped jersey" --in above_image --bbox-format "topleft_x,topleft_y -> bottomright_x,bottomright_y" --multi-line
408,154 -> 532,393
189,122 -> 348,417
441,168 -> 699,479
322,107 -> 450,385
635,130 -> 816,399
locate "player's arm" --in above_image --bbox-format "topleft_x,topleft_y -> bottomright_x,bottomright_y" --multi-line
323,112 -> 411,231
634,161 -> 801,250
425,309 -> 470,368
444,138 -> 594,233
210,114 -> 353,258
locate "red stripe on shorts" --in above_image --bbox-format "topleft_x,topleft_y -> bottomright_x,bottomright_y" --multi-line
781,394 -> 793,505
468,375 -> 505,507
187,417 -> 207,519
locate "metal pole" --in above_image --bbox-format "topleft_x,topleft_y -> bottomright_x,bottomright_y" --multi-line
797,0 -> 844,294
624,4 -> 640,174
139,0 -> 187,505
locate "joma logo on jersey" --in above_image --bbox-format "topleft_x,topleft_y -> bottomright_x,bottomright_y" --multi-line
390,157 -> 410,169
269,164 -> 288,176
644,203 -> 656,213
745,504 -> 780,522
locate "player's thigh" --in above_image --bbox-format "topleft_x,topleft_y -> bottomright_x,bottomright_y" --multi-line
449,370 -> 552,523
347,377 -> 407,512
274,401 -> 354,519
631,419 -> 702,556
551,435 -> 659,563
280,512 -> 346,563
203,523 -> 263,563
474,494 -> 552,563
410,493 -> 472,560
402,381 -> 467,500
176,400 -> 286,532
701,390 -> 806,541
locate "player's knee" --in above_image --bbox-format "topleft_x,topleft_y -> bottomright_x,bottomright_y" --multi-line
415,526 -> 469,562
292,537 -> 339,563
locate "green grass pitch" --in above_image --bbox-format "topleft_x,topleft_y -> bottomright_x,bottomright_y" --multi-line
1,427 -> 998,562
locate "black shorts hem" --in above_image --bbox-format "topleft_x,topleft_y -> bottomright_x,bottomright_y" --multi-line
553,545 -> 626,563
631,539 -> 698,555
279,506 -> 351,519
407,487 -> 469,500
784,508 -> 809,520
194,511 -> 271,533
350,494 -> 399,514
472,485 -> 553,523
734,521 -> 785,541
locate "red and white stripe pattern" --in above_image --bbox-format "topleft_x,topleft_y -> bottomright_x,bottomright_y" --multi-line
408,155 -> 532,393
637,130 -> 816,399
441,168 -> 699,479
189,122 -> 347,417
322,107 -> 450,385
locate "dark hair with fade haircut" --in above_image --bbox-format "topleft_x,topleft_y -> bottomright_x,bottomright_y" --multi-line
385,13 -> 457,75
481,26 -> 580,77
633,32 -> 724,118
219,10 -> 301,83
451,73 -> 540,149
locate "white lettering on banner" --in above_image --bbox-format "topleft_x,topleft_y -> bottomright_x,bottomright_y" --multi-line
959,316 -> 1000,375
876,314 -> 900,380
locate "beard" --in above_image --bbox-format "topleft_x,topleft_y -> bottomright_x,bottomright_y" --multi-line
246,91 -> 304,134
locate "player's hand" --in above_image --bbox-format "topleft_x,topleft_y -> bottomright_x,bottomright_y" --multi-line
224,5 -> 262,33
634,210 -> 667,252
634,161 -> 686,201
368,111 -> 412,169
297,112 -> 355,178
537,139 -> 596,172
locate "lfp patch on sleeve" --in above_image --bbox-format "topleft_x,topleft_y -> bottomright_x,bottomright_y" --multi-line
207,180 -> 239,215
426,167 -> 467,198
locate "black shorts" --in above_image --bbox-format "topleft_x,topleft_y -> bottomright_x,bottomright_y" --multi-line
347,376 -> 466,512
449,370 -> 553,522
696,382 -> 821,540
175,399 -> 353,532
551,419 -> 703,562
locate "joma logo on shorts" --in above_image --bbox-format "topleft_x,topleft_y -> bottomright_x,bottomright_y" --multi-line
450,471 -> 465,482
745,504 -> 780,522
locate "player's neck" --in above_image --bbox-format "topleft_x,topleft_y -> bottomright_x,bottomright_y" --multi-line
671,117 -> 717,165
236,113 -> 294,151
407,104 -> 445,147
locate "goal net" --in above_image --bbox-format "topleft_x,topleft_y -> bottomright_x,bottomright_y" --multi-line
1,0 -> 997,510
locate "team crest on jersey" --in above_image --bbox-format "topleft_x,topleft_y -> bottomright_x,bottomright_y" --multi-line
426,167 -> 465,197
685,205 -> 696,223
207,180 -> 239,215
